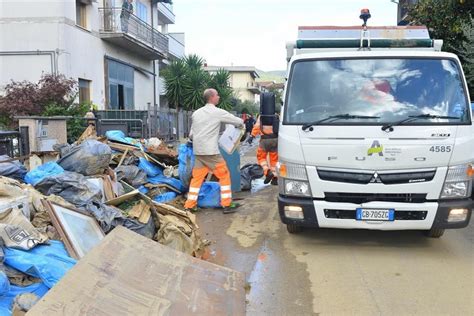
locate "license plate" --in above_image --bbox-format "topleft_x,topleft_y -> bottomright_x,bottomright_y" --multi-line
356,208 -> 395,221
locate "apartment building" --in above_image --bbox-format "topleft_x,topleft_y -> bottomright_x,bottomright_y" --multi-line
203,66 -> 261,103
0,0 -> 185,110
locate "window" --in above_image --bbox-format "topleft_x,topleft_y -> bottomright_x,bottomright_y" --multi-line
78,79 -> 91,104
75,0 -> 87,28
136,1 -> 148,22
107,59 -> 134,109
285,58 -> 469,125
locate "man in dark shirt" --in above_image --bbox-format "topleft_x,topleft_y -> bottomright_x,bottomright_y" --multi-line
244,115 -> 256,139
120,0 -> 134,33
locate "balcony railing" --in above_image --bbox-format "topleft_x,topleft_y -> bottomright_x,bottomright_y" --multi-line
247,82 -> 261,93
99,7 -> 168,56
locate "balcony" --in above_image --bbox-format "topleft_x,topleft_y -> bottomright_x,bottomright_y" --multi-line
247,82 -> 261,94
99,7 -> 168,60
167,33 -> 185,59
157,2 -> 175,25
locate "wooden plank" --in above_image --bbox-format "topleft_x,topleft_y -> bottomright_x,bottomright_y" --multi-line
117,149 -> 129,168
28,226 -> 246,316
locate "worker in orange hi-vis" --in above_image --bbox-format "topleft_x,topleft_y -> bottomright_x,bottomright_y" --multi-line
184,88 -> 244,214
248,113 -> 279,185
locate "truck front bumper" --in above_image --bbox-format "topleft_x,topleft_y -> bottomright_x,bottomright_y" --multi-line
278,195 -> 473,230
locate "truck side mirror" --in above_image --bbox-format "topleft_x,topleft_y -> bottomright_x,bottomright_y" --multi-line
260,92 -> 276,126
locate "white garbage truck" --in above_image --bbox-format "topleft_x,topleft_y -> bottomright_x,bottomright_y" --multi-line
275,20 -> 473,237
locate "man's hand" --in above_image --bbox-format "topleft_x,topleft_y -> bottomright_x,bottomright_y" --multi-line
247,136 -> 254,144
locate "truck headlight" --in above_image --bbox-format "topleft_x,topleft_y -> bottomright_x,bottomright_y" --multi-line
277,162 -> 311,197
283,179 -> 311,197
440,164 -> 474,199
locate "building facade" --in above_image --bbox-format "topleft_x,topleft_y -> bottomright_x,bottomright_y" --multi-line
0,0 -> 185,110
203,66 -> 261,103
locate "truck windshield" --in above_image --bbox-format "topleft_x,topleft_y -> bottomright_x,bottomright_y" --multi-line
284,58 -> 469,125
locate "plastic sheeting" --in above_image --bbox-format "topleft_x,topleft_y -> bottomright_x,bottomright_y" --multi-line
24,162 -> 64,186
138,158 -> 163,178
148,175 -> 185,194
105,130 -> 140,148
178,144 -> 195,190
153,192 -> 178,204
0,155 -> 27,182
2,240 -> 76,289
85,202 -> 155,238
115,165 -> 147,187
57,140 -> 112,176
34,171 -> 101,207
197,182 -> 221,208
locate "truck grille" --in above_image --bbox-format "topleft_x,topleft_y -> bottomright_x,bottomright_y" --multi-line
324,192 -> 427,204
317,169 -> 436,185
324,209 -> 428,220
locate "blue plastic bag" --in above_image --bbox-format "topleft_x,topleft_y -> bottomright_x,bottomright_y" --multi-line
197,182 -> 221,208
178,144 -> 195,190
0,272 -> 10,296
105,130 -> 141,148
3,240 -> 76,289
153,191 -> 178,203
148,175 -> 185,193
138,158 -> 163,177
0,280 -> 48,315
138,185 -> 149,194
24,162 -> 64,186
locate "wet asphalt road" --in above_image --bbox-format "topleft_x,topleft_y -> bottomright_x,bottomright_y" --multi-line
196,174 -> 474,315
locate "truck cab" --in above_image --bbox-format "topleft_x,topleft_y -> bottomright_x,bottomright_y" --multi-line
277,25 -> 473,237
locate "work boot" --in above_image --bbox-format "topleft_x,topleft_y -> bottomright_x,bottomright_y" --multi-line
222,202 -> 241,214
264,171 -> 274,184
271,177 -> 278,186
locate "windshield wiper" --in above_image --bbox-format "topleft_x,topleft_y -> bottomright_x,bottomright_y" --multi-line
381,114 -> 461,132
302,114 -> 380,131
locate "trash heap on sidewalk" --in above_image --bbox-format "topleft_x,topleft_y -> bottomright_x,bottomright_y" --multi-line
0,128 -> 222,314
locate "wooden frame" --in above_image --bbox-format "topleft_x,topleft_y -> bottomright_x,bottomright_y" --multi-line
41,200 -> 105,260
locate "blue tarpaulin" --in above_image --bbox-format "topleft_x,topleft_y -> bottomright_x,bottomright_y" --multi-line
197,182 -> 221,208
24,162 -> 64,186
138,158 -> 163,178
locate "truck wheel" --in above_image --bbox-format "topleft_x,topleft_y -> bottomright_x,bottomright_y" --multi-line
287,224 -> 303,234
424,228 -> 445,238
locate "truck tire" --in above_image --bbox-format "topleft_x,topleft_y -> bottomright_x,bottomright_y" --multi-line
424,228 -> 445,238
287,224 -> 303,234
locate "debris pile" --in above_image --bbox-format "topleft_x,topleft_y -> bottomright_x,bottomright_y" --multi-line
0,128 -> 213,314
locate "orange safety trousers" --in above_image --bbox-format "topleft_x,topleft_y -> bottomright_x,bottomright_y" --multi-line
184,161 -> 232,209
257,147 -> 278,176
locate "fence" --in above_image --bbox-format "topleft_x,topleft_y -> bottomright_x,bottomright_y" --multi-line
95,109 -> 192,141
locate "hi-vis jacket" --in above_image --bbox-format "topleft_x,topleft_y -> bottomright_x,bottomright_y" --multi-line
251,115 -> 278,139
190,104 -> 244,155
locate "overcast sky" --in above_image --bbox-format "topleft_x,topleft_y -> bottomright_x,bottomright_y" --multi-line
168,0 -> 398,71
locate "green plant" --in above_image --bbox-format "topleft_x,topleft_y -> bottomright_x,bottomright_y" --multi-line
184,54 -> 205,71
42,101 -> 92,143
162,59 -> 187,109
183,69 -> 209,110
209,69 -> 233,110
458,19 -> 474,96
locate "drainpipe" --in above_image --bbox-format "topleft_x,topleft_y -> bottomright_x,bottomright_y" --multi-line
151,2 -> 158,137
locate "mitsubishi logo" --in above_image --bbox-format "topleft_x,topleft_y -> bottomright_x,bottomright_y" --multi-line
369,172 -> 382,183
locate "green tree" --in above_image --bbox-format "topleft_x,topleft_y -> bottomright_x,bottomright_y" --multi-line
209,69 -> 234,110
162,59 -> 187,109
406,0 -> 474,96
459,19 -> 474,96
163,54 -> 235,111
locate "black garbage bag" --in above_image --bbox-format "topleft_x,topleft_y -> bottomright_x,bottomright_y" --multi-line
85,202 -> 156,238
57,139 -> 112,176
35,171 -> 101,207
52,143 -> 72,158
0,155 -> 27,181
240,163 -> 264,191
115,165 -> 147,187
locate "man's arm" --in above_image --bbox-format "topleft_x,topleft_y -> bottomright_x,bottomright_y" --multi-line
219,109 -> 244,128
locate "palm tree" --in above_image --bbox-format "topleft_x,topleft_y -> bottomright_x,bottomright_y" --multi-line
184,54 -> 205,71
209,68 -> 233,110
162,59 -> 187,109
183,69 -> 210,110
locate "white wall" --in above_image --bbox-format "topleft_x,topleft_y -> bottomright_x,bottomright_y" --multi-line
0,0 -> 157,109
